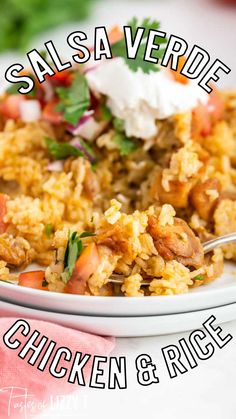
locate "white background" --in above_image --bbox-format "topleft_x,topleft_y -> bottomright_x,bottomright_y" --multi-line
1,0 -> 236,418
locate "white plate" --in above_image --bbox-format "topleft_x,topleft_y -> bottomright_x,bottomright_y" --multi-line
1,299 -> 236,337
0,263 -> 236,317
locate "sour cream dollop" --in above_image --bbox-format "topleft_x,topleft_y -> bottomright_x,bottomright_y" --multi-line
86,58 -> 208,139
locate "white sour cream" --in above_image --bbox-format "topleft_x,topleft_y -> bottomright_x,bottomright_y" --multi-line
86,58 -> 208,139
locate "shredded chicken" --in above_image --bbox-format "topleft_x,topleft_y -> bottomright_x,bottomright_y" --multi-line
147,215 -> 204,268
83,164 -> 100,200
190,178 -> 221,222
96,224 -> 130,254
151,172 -> 195,208
0,234 -> 33,267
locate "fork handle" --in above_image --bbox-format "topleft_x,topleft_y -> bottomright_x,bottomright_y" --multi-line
202,233 -> 236,254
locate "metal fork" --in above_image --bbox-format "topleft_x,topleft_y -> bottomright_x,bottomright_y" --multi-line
109,232 -> 236,286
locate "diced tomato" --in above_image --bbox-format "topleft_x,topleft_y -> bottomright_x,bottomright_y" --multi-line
192,89 -> 224,136
18,270 -> 47,291
0,194 -> 8,233
0,94 -> 26,120
42,99 -> 62,124
47,70 -> 73,87
206,88 -> 224,123
65,243 -> 100,295
108,25 -> 123,44
192,101 -> 212,136
170,56 -> 188,85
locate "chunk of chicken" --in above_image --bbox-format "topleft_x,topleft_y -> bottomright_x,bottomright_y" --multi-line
190,178 -> 221,222
96,224 -> 130,254
83,164 -> 100,200
0,234 -> 32,267
147,215 -> 204,268
151,172 -> 195,209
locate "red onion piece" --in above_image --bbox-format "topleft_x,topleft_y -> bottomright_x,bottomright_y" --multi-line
76,118 -> 108,141
19,100 -> 41,122
67,110 -> 94,135
69,138 -> 95,163
42,80 -> 54,102
47,160 -> 64,172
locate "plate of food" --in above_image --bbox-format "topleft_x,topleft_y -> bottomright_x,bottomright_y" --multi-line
0,25 -> 235,325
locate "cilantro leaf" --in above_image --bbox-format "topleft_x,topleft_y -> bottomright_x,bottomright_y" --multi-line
194,275 -> 205,281
7,73 -> 36,97
126,44 -> 166,74
45,223 -> 53,237
63,232 -> 83,282
127,17 -> 160,39
62,231 -> 95,283
42,279 -> 48,287
111,17 -> 167,74
113,132 -> 137,156
79,138 -> 97,163
0,0 -> 93,53
111,39 -> 126,60
56,72 -> 90,125
45,137 -> 84,160
7,81 -> 28,95
113,117 -> 125,132
79,231 -> 96,238
100,104 -> 112,121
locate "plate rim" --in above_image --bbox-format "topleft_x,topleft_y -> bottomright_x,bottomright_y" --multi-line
1,274 -> 236,303
2,293 -> 236,318
1,262 -> 235,316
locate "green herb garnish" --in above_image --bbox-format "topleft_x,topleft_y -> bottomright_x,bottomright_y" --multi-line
56,72 -> 90,125
62,231 -> 95,283
111,17 -> 167,74
113,117 -> 125,132
79,138 -> 97,162
100,104 -> 112,121
194,275 -> 205,281
45,223 -> 53,238
42,279 -> 48,287
79,231 -> 96,238
7,81 -> 29,95
113,132 -> 137,156
7,73 -> 36,97
45,137 -> 84,160
0,0 -> 93,52
63,231 -> 83,283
